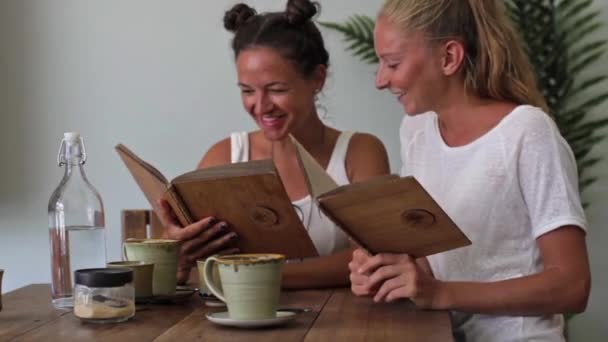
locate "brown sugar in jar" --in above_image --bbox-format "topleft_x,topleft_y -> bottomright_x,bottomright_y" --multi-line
73,268 -> 135,323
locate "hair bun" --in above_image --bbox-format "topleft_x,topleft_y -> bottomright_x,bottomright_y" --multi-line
285,0 -> 318,26
224,3 -> 257,32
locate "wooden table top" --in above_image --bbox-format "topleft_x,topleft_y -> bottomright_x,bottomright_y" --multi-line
0,284 -> 453,341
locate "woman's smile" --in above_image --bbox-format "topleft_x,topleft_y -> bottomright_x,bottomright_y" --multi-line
259,113 -> 287,129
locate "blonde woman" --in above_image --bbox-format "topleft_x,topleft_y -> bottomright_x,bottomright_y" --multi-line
348,0 -> 590,340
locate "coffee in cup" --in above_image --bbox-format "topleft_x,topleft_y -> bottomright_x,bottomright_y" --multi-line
123,239 -> 179,295
203,254 -> 285,320
107,261 -> 154,298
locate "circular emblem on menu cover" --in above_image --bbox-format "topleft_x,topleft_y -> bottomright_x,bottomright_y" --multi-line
251,206 -> 280,227
401,209 -> 436,229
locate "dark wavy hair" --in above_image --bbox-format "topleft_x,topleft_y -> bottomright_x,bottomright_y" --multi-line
223,0 -> 329,78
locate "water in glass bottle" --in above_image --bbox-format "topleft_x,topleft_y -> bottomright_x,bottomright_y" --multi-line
48,132 -> 107,309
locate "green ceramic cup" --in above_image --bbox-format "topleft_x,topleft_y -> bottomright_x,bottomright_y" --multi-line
107,261 -> 154,298
123,239 -> 179,295
204,254 -> 285,320
196,258 -> 222,296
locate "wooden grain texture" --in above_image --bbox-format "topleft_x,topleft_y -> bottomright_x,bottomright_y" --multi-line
148,211 -> 164,239
319,177 -> 471,257
2,285 -> 453,341
154,289 -> 332,342
115,144 -> 169,218
118,142 -> 319,260
122,210 -> 148,241
304,288 -> 453,342
13,292 -> 200,342
0,284 -> 69,341
169,168 -> 319,259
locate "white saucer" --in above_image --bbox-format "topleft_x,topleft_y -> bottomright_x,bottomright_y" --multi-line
206,311 -> 297,328
204,299 -> 226,307
198,292 -> 226,307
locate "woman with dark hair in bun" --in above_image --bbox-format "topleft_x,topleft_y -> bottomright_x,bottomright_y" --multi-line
158,0 -> 390,288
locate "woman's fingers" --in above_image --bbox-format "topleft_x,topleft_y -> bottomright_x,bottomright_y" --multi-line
350,249 -> 372,273
350,272 -> 374,296
358,253 -> 413,275
384,286 -> 412,303
352,249 -> 370,264
350,266 -> 386,297
350,251 -> 414,298
181,221 -> 228,253
351,277 -> 373,296
373,273 -> 411,303
351,284 -> 373,296
158,199 -> 223,242
364,264 -> 407,296
349,270 -> 368,286
368,261 -> 415,287
175,217 -> 220,241
156,199 -> 241,284
184,232 -> 239,263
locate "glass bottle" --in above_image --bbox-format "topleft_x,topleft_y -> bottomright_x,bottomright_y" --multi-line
48,132 -> 107,309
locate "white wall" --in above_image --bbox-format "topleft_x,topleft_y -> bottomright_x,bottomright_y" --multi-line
0,1 -> 606,340
0,0 -> 401,289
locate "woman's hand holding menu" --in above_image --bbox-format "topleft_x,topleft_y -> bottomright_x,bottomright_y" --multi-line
157,199 -> 239,284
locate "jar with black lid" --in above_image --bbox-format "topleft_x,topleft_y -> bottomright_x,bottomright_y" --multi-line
73,268 -> 135,323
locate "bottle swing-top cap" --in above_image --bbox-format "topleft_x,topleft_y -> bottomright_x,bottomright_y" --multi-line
58,132 -> 86,165
63,132 -> 81,142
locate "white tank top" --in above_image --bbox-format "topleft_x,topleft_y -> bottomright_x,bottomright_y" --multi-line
230,131 -> 353,256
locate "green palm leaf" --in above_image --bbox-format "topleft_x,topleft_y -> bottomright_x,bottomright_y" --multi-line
566,76 -> 608,101
559,0 -> 593,18
565,21 -> 603,47
320,15 -> 378,64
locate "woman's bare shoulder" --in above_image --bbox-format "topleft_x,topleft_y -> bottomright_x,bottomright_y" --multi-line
345,132 -> 391,182
197,137 -> 232,169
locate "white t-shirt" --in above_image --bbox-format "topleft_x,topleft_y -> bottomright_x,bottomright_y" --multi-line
400,106 -> 586,342
230,131 -> 353,256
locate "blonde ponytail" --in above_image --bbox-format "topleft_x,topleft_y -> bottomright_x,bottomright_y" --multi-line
380,0 -> 549,113
466,0 -> 548,112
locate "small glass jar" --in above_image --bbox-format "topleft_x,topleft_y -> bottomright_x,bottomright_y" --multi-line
73,268 -> 135,323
